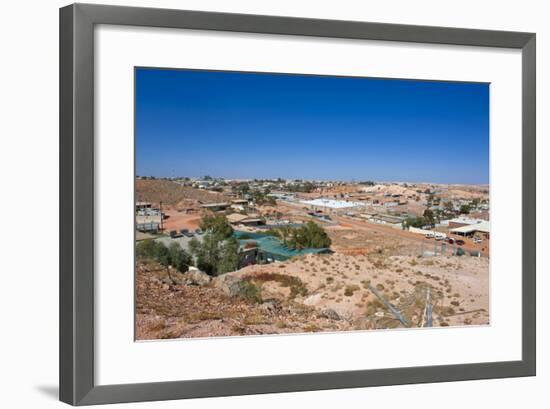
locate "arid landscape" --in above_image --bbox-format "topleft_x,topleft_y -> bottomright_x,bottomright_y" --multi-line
135,178 -> 490,339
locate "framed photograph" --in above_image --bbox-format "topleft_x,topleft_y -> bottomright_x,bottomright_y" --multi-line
59,3 -> 536,406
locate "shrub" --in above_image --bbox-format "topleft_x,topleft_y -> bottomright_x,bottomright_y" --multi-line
136,239 -> 156,259
303,324 -> 321,332
137,240 -> 193,277
244,272 -> 308,299
344,284 -> 360,297
238,281 -> 262,304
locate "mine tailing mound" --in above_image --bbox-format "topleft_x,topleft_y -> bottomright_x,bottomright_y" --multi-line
136,179 -> 229,207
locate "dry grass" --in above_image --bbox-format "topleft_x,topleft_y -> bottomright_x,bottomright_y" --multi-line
344,284 -> 360,297
243,272 -> 308,299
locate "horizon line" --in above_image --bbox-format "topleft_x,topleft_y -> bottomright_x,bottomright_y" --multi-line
136,175 -> 489,186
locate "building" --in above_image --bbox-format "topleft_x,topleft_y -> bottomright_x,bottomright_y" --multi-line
230,199 -> 250,212
231,199 -> 249,206
136,211 -> 162,233
449,221 -> 490,239
200,202 -> 231,212
446,217 -> 488,229
267,192 -> 295,201
370,213 -> 405,227
227,213 -> 265,226
136,203 -> 162,232
135,201 -> 152,211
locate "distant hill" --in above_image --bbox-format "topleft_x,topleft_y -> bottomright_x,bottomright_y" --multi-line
136,179 -> 229,208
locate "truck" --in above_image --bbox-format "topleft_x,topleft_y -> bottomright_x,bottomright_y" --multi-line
435,232 -> 447,241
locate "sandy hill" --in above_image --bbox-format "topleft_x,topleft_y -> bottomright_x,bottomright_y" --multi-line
439,185 -> 489,200
360,184 -> 418,197
136,179 -> 229,208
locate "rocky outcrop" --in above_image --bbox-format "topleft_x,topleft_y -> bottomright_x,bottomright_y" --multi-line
182,267 -> 211,286
319,308 -> 341,321
213,274 -> 247,297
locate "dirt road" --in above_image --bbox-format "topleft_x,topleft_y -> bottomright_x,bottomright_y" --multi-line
332,214 -> 489,257
162,210 -> 201,232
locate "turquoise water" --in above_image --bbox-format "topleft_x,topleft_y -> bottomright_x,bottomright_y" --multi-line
234,230 -> 330,261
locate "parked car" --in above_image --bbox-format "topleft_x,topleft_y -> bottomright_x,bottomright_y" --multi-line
180,228 -> 194,237
473,237 -> 483,244
447,238 -> 455,244
195,228 -> 203,235
456,239 -> 465,246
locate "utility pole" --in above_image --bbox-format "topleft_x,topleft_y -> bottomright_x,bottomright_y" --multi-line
426,287 -> 433,327
159,201 -> 163,231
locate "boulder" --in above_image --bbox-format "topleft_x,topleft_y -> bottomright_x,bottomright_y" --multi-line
260,299 -> 280,313
319,308 -> 341,321
352,316 -> 371,330
213,274 -> 245,297
304,293 -> 323,306
182,267 -> 211,286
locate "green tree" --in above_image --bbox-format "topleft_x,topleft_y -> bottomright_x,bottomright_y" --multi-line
404,216 -> 426,228
136,239 -> 156,259
153,242 -> 171,266
188,237 -> 201,254
423,209 -> 435,225
459,204 -> 471,214
200,214 -> 233,239
168,242 -> 192,273
218,236 -> 240,273
191,233 -> 221,275
443,201 -> 454,212
267,222 -> 331,250
236,183 -> 250,197
136,240 -> 172,266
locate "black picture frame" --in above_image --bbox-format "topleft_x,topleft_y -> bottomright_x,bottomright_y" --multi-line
59,3 -> 536,406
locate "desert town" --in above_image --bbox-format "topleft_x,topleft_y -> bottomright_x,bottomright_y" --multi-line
135,176 -> 490,339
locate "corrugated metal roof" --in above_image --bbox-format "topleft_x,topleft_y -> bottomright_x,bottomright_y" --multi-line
448,217 -> 487,225
450,221 -> 490,234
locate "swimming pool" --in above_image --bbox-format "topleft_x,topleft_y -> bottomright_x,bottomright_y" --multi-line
234,230 -> 330,261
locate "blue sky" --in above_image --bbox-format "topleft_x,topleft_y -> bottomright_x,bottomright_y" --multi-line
135,68 -> 489,184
